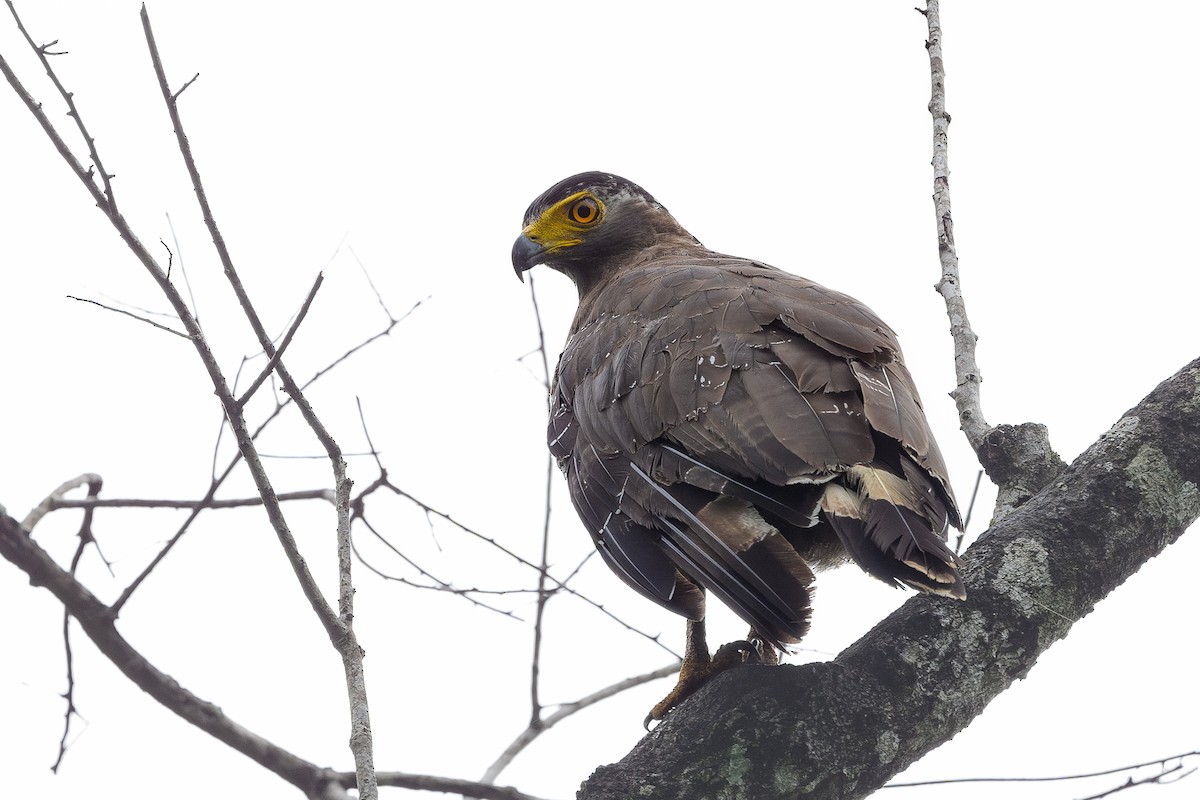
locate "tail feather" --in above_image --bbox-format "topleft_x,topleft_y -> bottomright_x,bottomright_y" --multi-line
820,467 -> 965,600
628,462 -> 814,647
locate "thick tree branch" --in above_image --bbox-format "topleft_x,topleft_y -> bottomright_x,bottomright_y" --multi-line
578,358 -> 1200,799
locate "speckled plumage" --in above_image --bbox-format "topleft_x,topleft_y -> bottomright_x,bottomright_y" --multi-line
515,172 -> 964,652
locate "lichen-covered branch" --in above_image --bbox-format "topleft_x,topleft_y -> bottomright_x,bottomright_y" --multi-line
578,359 -> 1200,800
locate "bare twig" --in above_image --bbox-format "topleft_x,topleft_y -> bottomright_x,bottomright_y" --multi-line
354,510 -> 522,619
238,271 -> 326,407
385,484 -> 679,658
0,511 -> 337,797
172,71 -> 198,100
22,473 -> 104,532
363,771 -> 556,800
527,273 -> 555,726
920,2 -> 1064,517
65,295 -> 190,338
48,489 -> 336,511
165,212 -> 199,323
345,244 -> 404,322
885,750 -> 1200,791
5,0 -> 116,208
6,508 -> 553,800
1077,764 -> 1194,800
921,0 -> 989,453
119,306 -> 411,615
140,12 -> 377,793
481,663 -> 679,784
51,609 -> 79,773
954,469 -> 983,553
50,474 -> 103,771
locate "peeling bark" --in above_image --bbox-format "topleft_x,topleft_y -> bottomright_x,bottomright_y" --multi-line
578,359 -> 1200,800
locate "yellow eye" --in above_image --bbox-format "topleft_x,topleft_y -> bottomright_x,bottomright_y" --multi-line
567,196 -> 601,225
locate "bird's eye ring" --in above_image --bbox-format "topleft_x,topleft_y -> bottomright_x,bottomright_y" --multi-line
568,196 -> 601,225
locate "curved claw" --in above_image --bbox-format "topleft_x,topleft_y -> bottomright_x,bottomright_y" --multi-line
646,638 -> 758,725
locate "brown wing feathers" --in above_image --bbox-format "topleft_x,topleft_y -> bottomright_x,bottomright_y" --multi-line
526,173 -> 964,653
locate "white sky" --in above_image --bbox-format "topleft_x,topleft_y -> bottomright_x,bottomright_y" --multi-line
2,3 -> 1198,799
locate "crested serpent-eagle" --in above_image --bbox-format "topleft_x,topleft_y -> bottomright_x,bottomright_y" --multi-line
512,172 -> 964,722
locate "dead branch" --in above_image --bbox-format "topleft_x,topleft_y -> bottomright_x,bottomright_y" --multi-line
65,294 -> 190,338
0,510 -> 341,797
481,663 -> 680,785
885,749 -> 1200,791
238,271 -> 326,407
138,10 -> 376,794
921,0 -> 1065,517
43,489 -> 336,512
4,0 -> 116,207
527,272 -> 556,725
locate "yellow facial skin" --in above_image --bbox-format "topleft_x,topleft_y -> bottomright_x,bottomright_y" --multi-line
521,191 -> 606,255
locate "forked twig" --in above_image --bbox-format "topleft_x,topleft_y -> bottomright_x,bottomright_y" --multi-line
237,271 -> 326,406
5,0 -> 116,208
480,663 -> 679,784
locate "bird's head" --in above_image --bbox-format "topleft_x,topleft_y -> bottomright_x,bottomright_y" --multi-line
512,172 -> 699,294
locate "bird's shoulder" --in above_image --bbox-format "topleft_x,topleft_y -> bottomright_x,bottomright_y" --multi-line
560,251 -> 901,381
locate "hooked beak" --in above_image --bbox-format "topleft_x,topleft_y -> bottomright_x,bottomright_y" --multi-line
512,234 -> 545,283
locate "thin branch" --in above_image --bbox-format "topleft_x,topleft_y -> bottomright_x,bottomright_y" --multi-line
0,511 -> 339,797
5,0 -> 116,209
66,295 -> 190,338
345,244 -> 401,322
352,485 -> 522,619
885,750 -> 1200,789
386,484 -> 679,658
350,535 -> 532,611
238,271 -> 326,407
6,509 -> 551,800
165,212 -> 199,324
147,17 -> 374,786
0,42 -> 112,212
527,272 -> 555,726
172,70 -> 198,100
22,473 -> 104,532
118,308 -> 410,615
51,474 -> 102,772
51,609 -> 78,773
49,489 -> 336,511
481,663 -> 679,784
954,469 -> 983,553
140,0 -> 354,653
920,1 -> 1064,520
365,772 -> 556,800
6,9 -> 371,786
922,0 -> 988,453
1077,765 -> 1194,800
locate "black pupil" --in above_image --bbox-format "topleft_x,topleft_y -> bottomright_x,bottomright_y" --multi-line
575,201 -> 593,221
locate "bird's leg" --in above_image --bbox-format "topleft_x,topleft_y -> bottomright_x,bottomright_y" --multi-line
645,619 -> 755,727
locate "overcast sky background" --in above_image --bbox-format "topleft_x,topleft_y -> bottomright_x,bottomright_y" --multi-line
2,3 -> 1198,799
